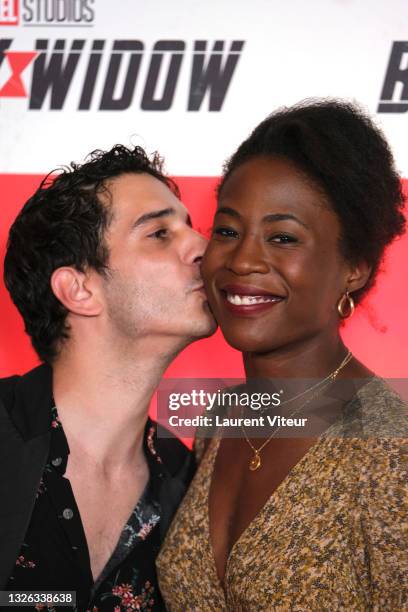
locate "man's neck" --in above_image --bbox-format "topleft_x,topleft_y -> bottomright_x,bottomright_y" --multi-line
52,338 -> 174,476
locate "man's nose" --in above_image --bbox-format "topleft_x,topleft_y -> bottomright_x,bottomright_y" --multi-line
183,228 -> 208,265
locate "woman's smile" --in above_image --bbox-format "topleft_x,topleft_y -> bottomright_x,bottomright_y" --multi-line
219,283 -> 286,317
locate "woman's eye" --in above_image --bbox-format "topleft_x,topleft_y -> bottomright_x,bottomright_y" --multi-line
148,228 -> 168,240
268,234 -> 297,244
212,226 -> 239,239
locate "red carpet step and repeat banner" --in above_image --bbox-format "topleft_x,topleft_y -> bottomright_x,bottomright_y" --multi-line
0,0 -> 407,378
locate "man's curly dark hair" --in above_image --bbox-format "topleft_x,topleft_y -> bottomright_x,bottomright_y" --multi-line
218,99 -> 406,305
4,144 -> 179,364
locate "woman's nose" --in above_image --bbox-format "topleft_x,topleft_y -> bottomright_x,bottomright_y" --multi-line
226,236 -> 269,275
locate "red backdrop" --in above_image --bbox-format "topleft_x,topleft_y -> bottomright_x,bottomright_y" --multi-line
1,174 -> 407,379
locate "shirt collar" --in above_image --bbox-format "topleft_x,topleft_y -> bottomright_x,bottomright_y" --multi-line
46,405 -> 69,474
46,406 -> 165,480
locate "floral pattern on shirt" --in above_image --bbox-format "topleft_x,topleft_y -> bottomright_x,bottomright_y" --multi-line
7,406 -> 167,611
15,555 -> 36,569
122,497 -> 160,548
147,426 -> 163,464
100,569 -> 157,611
36,477 -> 47,497
50,405 -> 61,429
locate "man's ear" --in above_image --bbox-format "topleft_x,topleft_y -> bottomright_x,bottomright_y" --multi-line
50,267 -> 103,316
344,260 -> 372,294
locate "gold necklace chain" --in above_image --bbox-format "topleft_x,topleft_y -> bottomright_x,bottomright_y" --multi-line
258,353 -> 351,413
241,351 -> 353,471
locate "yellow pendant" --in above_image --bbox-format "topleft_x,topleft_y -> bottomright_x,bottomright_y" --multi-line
249,451 -> 261,471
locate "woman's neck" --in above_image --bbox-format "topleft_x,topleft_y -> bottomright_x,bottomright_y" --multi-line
243,334 -> 350,380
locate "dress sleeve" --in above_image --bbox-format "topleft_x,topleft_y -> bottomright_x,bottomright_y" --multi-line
361,438 -> 408,610
193,437 -> 207,464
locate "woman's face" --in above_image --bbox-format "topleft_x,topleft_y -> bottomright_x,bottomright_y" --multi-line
201,155 -> 358,353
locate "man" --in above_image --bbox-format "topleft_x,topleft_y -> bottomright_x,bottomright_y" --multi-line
0,144 -> 216,610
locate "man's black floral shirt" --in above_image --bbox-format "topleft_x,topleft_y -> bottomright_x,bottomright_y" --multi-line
7,407 -> 167,611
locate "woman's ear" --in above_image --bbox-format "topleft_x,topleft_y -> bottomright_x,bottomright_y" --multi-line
51,267 -> 103,317
344,261 -> 372,294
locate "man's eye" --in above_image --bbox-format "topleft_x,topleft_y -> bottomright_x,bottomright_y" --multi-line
212,226 -> 239,239
268,234 -> 297,244
148,228 -> 168,240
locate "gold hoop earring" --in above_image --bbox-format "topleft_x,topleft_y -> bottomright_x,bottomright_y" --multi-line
337,291 -> 355,319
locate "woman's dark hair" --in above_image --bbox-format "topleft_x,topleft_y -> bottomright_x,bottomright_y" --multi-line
4,144 -> 179,364
219,99 -> 406,305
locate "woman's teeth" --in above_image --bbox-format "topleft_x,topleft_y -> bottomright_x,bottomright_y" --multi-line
226,293 -> 279,306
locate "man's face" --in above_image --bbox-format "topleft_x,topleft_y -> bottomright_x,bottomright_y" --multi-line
99,172 -> 216,343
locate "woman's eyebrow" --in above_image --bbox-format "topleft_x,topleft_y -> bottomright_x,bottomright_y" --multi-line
215,206 -> 241,218
262,213 -> 309,229
215,207 -> 308,229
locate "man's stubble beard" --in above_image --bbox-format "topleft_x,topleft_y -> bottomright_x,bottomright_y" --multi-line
103,269 -> 215,343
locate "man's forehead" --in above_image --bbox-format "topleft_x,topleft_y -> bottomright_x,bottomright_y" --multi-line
103,172 -> 185,218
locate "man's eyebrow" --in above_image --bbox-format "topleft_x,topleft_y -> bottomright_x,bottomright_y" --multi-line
215,207 -> 308,229
132,207 -> 192,229
132,207 -> 175,228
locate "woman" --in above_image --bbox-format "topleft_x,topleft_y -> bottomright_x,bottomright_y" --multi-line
157,100 -> 408,610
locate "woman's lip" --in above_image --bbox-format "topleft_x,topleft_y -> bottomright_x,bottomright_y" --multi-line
220,283 -> 285,298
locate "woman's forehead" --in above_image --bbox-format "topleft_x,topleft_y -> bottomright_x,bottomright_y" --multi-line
218,156 -> 332,217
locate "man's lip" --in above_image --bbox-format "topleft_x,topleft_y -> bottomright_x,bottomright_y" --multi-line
220,283 -> 285,298
190,283 -> 205,292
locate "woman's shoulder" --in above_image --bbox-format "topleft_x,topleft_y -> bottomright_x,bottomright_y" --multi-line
355,376 -> 408,436
325,376 -> 408,439
356,375 -> 407,407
